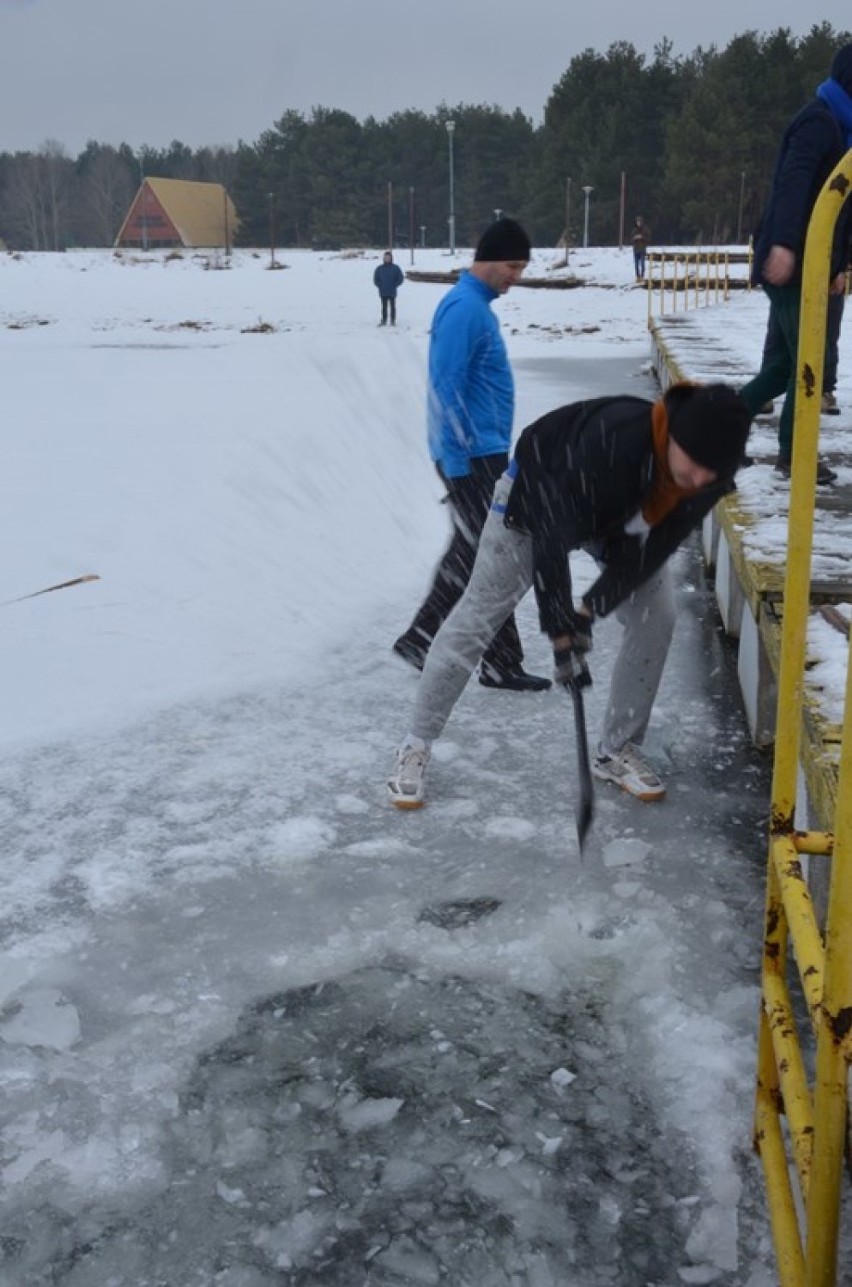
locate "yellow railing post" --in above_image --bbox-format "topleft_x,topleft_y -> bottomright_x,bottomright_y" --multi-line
754,147 -> 852,1287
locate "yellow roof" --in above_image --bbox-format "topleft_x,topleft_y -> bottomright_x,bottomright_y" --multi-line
118,178 -> 238,247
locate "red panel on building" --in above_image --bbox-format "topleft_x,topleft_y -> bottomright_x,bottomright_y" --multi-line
121,183 -> 181,247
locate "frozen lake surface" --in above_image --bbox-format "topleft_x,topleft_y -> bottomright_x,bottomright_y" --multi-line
0,249 -> 792,1284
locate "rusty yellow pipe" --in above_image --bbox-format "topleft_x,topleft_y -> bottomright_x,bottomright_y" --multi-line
771,836 -> 825,1018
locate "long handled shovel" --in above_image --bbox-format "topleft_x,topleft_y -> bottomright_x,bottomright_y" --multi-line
568,681 -> 595,851
562,654 -> 594,852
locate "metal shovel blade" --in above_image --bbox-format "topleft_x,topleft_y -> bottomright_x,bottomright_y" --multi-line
569,683 -> 595,851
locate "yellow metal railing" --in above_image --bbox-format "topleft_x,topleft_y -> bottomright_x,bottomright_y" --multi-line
645,247 -> 749,321
754,148 -> 852,1286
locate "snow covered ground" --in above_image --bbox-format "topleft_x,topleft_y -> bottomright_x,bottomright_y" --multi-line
0,243 -> 846,1285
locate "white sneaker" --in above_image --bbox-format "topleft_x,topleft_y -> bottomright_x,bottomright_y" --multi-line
592,743 -> 665,801
387,742 -> 430,809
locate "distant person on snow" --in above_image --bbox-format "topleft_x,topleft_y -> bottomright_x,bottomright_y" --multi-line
392,216 -> 549,693
738,42 -> 852,486
373,250 -> 405,326
631,216 -> 650,281
387,382 -> 751,810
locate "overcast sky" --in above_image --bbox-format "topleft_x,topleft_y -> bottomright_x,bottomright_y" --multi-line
2,0 -> 851,155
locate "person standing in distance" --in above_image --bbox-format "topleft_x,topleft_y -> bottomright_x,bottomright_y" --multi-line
392,217 -> 549,692
373,250 -> 404,326
631,216 -> 650,281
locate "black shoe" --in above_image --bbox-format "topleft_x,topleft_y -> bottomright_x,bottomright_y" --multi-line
393,635 -> 428,672
479,667 -> 552,692
774,454 -> 837,485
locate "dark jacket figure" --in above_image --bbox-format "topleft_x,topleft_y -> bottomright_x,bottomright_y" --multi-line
504,394 -> 735,633
388,383 -> 751,809
739,43 -> 852,481
631,217 -> 650,280
373,251 -> 404,325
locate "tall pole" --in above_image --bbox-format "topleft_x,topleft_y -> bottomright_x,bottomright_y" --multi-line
268,192 -> 275,268
446,119 -> 456,255
387,181 -> 393,249
409,186 -> 415,266
737,170 -> 746,245
619,171 -> 626,249
564,176 -> 571,267
582,185 -> 594,248
138,154 -> 148,252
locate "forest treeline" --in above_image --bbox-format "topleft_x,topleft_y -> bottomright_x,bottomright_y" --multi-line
1,24 -> 849,253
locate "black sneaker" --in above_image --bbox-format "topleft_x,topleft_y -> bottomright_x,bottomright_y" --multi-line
479,667 -> 551,692
393,635 -> 428,672
774,454 -> 837,485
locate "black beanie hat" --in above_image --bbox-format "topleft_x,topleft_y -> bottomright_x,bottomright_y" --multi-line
474,217 -> 531,262
666,382 -> 750,476
831,44 -> 852,95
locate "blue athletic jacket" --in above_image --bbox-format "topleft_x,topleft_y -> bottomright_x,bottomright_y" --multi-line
426,272 -> 514,478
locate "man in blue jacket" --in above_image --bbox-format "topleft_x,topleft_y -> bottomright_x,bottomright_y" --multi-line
373,250 -> 405,326
393,217 -> 549,692
739,43 -> 852,485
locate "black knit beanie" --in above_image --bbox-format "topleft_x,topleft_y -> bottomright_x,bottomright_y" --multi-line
831,44 -> 852,95
474,217 -> 531,262
666,382 -> 750,476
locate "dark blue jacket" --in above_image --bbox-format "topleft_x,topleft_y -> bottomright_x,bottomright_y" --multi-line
752,98 -> 852,285
373,261 -> 404,298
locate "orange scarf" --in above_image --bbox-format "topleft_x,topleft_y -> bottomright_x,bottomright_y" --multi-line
641,400 -> 703,527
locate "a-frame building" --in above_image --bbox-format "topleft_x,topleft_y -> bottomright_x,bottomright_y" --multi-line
115,178 -> 238,250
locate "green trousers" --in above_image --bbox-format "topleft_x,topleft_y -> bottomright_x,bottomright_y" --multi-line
739,283 -> 802,460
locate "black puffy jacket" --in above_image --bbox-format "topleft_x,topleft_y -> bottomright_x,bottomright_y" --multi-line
504,397 -> 733,635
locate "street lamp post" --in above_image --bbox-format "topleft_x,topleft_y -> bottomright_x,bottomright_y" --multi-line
138,154 -> 148,252
737,170 -> 746,245
268,192 -> 276,268
446,120 -> 456,255
582,185 -> 594,248
564,176 -> 572,267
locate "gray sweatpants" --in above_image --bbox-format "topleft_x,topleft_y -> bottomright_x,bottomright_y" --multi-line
409,472 -> 677,753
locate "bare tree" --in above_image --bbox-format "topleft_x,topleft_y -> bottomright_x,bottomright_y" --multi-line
74,143 -> 136,246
